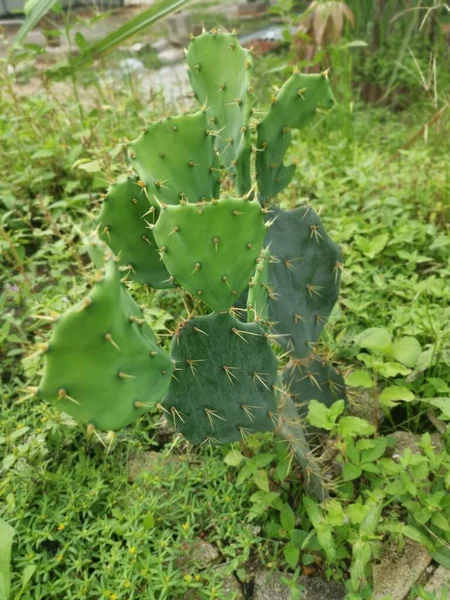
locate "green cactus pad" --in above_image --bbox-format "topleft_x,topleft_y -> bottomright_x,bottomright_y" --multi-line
98,176 -> 173,288
152,197 -> 266,312
256,72 -> 334,200
247,246 -> 270,322
162,312 -> 278,444
186,31 -> 253,195
281,357 -> 346,423
129,111 -> 220,205
265,205 -> 342,358
38,260 -> 173,431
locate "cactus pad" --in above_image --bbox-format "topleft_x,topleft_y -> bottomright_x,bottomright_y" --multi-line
281,357 -> 346,421
98,176 -> 172,288
38,260 -> 173,431
187,31 -> 253,195
247,246 -> 270,322
264,205 -> 342,358
162,312 -> 278,444
129,111 -> 220,205
153,197 -> 266,312
256,73 -> 334,200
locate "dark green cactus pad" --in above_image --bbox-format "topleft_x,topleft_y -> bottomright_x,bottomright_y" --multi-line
128,111 -> 220,205
98,175 -> 173,288
186,31 -> 253,196
38,260 -> 174,431
256,72 -> 334,200
162,312 -> 278,444
247,247 -> 270,322
152,197 -> 266,312
281,357 -> 346,423
265,205 -> 342,358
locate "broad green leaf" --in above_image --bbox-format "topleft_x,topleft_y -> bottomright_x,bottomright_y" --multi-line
403,525 -> 434,550
303,497 -> 323,529
280,503 -> 295,534
0,518 -> 15,600
427,378 -> 450,394
375,362 -> 411,378
254,469 -> 269,492
307,400 -> 331,429
342,463 -> 362,481
422,397 -> 450,420
224,449 -> 245,467
345,370 -> 374,388
338,417 -> 375,438
379,386 -> 415,408
355,233 -> 389,258
360,504 -> 382,537
283,542 -> 299,568
392,336 -> 422,367
354,327 -> 392,354
254,453 -> 276,468
431,512 -> 450,533
13,0 -> 59,47
16,564 -> 36,600
360,438 -> 387,463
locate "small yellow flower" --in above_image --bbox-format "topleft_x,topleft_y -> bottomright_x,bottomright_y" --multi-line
182,522 -> 189,532
57,524 -> 65,531
184,574 -> 192,583
56,554 -> 63,561
129,546 -> 136,554
194,574 -> 201,582
123,580 -> 131,589
225,495 -> 231,503
110,594 -> 118,600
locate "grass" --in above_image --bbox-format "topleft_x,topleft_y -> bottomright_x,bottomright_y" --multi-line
1,31 -> 450,599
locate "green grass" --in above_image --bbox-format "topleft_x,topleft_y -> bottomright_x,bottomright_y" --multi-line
1,38 -> 449,599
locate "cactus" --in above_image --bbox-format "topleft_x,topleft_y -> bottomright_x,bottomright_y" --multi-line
38,259 -> 173,431
152,196 -> 266,312
98,175 -> 173,288
162,312 -> 278,444
256,72 -> 334,201
37,30 -> 344,500
186,31 -> 253,195
263,205 -> 342,358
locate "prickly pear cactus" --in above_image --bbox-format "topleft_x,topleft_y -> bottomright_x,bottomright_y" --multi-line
98,175 -> 173,288
38,260 -> 173,431
162,312 -> 278,444
152,197 -> 267,312
187,31 -> 253,195
263,205 -> 342,358
256,72 -> 334,200
36,28 -> 343,500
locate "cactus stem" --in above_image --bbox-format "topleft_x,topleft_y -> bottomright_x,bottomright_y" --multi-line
213,237 -> 219,251
321,68 -> 330,78
204,407 -> 226,429
252,371 -> 269,391
134,401 -> 151,408
300,371 -> 322,390
223,365 -> 239,384
158,246 -> 166,261
293,312 -> 305,324
168,226 -> 180,236
297,87 -> 307,99
265,216 -> 278,229
142,235 -> 153,245
141,206 -> 155,219
190,262 -> 201,275
333,261 -> 344,282
200,435 -> 221,447
267,410 -> 279,427
77,297 -> 92,311
231,327 -> 249,343
315,314 -> 326,324
104,333 -> 120,350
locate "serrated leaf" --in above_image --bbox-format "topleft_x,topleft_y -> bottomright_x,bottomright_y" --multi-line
254,469 -> 269,492
379,386 -> 415,408
339,417 -> 375,437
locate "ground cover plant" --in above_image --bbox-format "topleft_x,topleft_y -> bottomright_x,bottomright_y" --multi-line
1,6 -> 450,600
